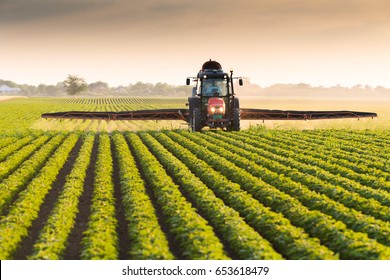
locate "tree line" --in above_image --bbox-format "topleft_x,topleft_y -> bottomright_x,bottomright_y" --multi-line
0,75 -> 190,97
1,75 -> 390,97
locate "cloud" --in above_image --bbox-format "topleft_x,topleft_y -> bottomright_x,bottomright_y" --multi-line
0,0 -> 115,24
2,0 -> 390,87
3,0 -> 389,55
3,0 -> 389,34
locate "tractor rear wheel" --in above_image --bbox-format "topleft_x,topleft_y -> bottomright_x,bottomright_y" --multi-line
192,108 -> 202,132
232,108 -> 240,131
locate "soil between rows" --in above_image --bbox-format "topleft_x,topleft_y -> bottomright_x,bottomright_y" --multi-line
63,136 -> 97,259
13,136 -> 83,259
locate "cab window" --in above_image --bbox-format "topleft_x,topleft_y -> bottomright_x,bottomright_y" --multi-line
202,78 -> 228,96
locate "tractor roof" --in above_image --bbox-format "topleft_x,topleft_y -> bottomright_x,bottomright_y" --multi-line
201,60 -> 222,71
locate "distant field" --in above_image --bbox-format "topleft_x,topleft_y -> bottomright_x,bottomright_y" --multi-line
0,96 -> 25,102
239,96 -> 390,130
0,97 -> 389,260
0,97 -> 188,133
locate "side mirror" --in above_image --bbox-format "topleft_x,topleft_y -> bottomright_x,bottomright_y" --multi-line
239,78 -> 243,86
186,78 -> 190,85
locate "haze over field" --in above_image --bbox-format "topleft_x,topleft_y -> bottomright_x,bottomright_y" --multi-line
1,0 -> 390,88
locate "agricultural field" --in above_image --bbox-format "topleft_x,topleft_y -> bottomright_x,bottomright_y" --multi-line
0,97 -> 389,260
0,97 -> 189,133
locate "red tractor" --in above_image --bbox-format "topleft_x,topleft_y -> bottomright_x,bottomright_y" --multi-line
186,60 -> 243,131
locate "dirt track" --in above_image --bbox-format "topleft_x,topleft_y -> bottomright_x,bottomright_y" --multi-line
0,96 -> 25,102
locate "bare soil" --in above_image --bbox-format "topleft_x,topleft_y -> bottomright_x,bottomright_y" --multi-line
0,96 -> 25,102
63,136 -> 97,259
13,137 -> 83,259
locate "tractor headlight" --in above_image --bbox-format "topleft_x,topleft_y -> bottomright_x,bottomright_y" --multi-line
209,106 -> 224,115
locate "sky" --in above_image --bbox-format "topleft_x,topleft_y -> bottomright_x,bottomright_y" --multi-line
1,0 -> 390,87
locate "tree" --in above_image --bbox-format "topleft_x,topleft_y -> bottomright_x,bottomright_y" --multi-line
63,74 -> 87,95
88,81 -> 109,93
37,84 -> 47,95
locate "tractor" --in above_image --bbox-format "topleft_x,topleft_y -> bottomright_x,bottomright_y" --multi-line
186,60 -> 243,131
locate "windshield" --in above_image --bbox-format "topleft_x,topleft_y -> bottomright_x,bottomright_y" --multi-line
201,78 -> 228,96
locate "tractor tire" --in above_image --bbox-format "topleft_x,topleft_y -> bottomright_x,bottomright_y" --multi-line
232,107 -> 240,131
234,97 -> 240,109
192,108 -> 203,132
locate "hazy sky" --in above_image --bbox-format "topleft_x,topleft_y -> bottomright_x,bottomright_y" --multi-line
1,0 -> 390,87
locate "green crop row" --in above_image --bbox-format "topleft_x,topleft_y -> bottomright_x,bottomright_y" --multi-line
0,134 -> 51,181
112,132 -> 174,260
278,129 -> 390,167
0,137 -> 17,149
125,132 -> 229,260
245,130 -> 390,201
81,133 -> 118,260
171,131 -> 390,259
307,130 -> 390,151
240,131 -> 390,221
269,130 -> 390,192
0,135 -> 36,162
295,130 -> 390,166
0,100 -> 50,132
0,134 -> 67,214
29,134 -> 95,259
0,98 -> 187,133
209,131 -> 390,246
140,132 -> 283,259
0,126 -> 388,259
155,132 -> 337,259
0,133 -> 79,259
